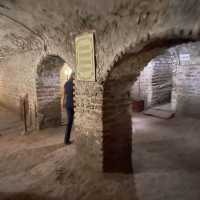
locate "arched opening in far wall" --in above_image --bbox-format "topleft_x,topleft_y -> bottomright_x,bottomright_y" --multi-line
36,55 -> 72,129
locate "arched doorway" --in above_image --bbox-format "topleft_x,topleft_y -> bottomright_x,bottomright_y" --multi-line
36,55 -> 71,129
102,38 -> 196,173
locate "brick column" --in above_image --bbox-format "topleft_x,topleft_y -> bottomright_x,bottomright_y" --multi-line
103,80 -> 133,173
74,81 -> 103,171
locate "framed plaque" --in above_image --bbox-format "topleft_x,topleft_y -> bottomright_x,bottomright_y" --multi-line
75,33 -> 96,81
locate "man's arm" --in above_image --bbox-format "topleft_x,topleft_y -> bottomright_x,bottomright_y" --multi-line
63,88 -> 67,108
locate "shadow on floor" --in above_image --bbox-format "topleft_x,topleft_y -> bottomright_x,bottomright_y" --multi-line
133,137 -> 200,173
0,192 -> 63,200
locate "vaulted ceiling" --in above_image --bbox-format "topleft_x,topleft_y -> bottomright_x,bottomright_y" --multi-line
0,0 -> 200,65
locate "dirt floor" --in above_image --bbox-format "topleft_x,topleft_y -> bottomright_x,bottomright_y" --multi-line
0,107 -> 200,200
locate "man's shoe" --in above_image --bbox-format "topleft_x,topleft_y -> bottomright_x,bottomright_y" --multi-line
64,141 -> 73,145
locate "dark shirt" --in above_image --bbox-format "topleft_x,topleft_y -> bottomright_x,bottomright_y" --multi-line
64,80 -> 74,109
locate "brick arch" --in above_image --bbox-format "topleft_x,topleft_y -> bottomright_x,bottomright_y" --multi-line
36,55 -> 68,129
102,36 -> 198,173
103,28 -> 199,83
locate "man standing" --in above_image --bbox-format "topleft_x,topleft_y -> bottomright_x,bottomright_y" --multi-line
63,73 -> 74,145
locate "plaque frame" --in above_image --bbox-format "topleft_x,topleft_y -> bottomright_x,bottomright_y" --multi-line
75,32 -> 96,81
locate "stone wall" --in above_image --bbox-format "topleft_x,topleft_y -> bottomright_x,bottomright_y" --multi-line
0,51 -> 69,131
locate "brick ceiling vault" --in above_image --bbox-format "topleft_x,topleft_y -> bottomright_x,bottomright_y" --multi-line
0,0 -> 200,75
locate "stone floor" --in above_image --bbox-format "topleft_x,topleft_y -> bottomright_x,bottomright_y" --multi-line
132,113 -> 200,200
0,107 -> 134,200
0,106 -> 200,200
152,103 -> 174,112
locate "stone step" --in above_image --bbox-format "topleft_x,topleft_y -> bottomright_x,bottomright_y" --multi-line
143,108 -> 175,119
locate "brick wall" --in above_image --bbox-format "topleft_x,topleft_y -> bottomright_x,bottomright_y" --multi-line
101,49 -> 161,173
131,42 -> 200,118
151,53 -> 173,106
131,61 -> 153,107
100,42 -> 200,173
0,51 -> 39,130
172,42 -> 200,117
103,47 -> 177,172
131,51 -> 174,108
103,78 -> 133,173
74,81 -> 103,171
36,55 -> 65,129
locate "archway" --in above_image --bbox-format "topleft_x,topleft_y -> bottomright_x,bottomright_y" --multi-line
102,38 -> 196,173
36,55 -> 71,129
131,50 -> 174,110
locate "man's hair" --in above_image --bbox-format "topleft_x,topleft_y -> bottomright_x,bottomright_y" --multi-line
70,71 -> 75,79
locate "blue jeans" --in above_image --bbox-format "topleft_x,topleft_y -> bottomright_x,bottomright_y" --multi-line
64,108 -> 74,144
